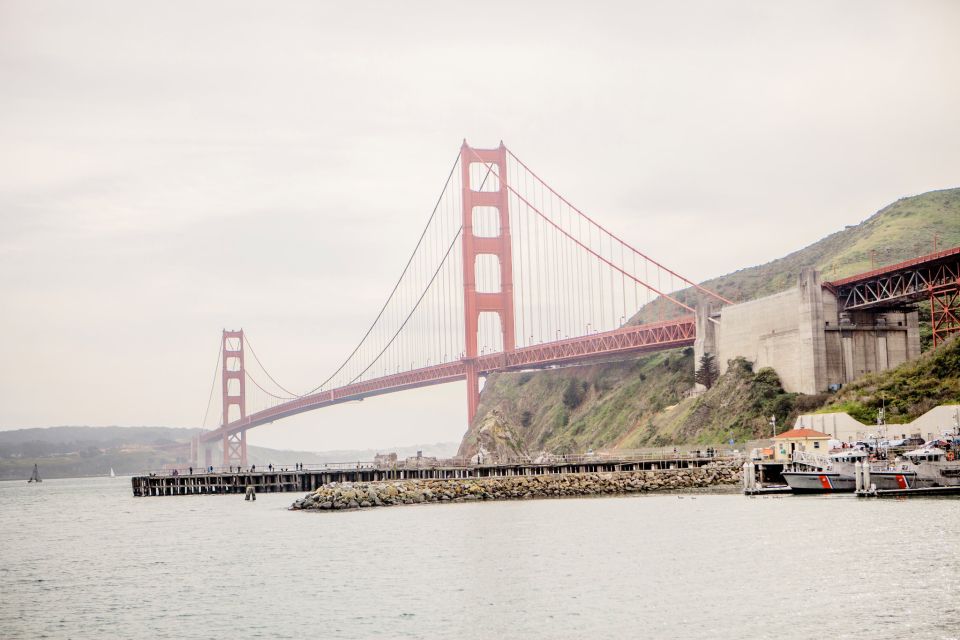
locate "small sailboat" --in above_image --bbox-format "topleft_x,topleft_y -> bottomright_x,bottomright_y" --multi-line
28,464 -> 42,483
110,468 -> 116,478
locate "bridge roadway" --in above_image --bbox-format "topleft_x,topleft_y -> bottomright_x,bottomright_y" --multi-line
202,316 -> 696,444
131,450 -> 735,497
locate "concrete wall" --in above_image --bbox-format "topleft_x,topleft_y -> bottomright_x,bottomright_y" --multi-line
716,288 -> 805,390
794,412 -> 874,442
907,404 -> 960,442
795,404 -> 960,443
709,269 -> 921,395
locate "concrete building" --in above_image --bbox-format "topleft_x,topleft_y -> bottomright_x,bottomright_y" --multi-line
795,404 -> 960,443
695,268 -> 920,395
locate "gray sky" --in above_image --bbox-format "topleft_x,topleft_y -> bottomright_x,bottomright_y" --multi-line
1,0 -> 958,452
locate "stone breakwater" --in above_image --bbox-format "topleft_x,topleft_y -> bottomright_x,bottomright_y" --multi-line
290,461 -> 741,511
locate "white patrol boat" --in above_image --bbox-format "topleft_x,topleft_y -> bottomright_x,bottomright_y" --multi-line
782,449 -> 919,493
897,444 -> 960,488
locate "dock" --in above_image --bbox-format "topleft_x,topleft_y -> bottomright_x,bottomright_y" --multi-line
131,452 -> 739,497
743,485 -> 792,495
856,485 -> 960,498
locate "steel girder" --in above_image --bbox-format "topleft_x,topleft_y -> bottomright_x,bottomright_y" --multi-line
827,247 -> 960,311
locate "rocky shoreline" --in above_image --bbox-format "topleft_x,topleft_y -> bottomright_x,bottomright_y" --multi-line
290,461 -> 741,511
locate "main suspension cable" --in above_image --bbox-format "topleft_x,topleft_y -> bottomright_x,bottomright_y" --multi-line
302,152 -> 461,396
200,343 -> 222,428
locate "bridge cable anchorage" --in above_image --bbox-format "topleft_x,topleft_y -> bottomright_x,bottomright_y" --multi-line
505,148 -> 732,306
467,146 -> 697,315
300,151 -> 462,397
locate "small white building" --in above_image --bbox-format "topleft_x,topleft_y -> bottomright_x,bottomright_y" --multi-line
773,427 -> 831,462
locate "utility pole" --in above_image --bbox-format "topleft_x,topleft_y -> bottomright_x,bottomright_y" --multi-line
769,415 -> 777,438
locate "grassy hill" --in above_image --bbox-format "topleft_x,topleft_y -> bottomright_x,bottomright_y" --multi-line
458,350 -> 695,458
633,187 -> 960,322
462,187 -> 960,456
817,335 -> 960,425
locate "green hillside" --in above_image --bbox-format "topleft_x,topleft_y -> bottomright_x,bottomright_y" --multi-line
633,187 -> 960,322
458,350 -> 695,458
818,335 -> 960,425
462,187 -> 960,456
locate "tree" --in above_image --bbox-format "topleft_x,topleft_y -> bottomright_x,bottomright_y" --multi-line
562,378 -> 586,409
695,353 -> 719,389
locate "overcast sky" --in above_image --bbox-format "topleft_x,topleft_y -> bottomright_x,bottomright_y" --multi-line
1,0 -> 958,452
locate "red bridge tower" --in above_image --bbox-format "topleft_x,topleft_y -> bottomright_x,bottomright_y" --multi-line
221,329 -> 247,467
461,142 -> 516,424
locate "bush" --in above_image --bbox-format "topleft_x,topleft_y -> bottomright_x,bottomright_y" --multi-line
562,378 -> 586,409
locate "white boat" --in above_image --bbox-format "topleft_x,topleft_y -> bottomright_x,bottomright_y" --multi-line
783,449 -> 917,493
28,464 -> 42,483
781,469 -> 856,492
110,468 -> 116,478
898,446 -> 960,488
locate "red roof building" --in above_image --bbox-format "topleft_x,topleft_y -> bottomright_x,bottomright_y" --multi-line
774,428 -> 831,440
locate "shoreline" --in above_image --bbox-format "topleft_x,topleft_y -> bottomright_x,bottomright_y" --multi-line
290,461 -> 741,511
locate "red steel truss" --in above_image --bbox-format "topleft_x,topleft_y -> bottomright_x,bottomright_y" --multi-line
200,317 -> 695,444
825,245 -> 960,346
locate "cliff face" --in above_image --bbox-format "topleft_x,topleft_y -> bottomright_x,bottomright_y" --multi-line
457,350 -> 695,459
459,188 -> 960,456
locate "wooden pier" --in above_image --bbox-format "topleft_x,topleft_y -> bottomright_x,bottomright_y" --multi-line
130,453 -> 738,497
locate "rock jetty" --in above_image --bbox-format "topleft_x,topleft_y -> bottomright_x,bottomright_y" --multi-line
291,461 -> 740,511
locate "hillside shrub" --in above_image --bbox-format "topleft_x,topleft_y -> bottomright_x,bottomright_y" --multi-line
562,378 -> 587,409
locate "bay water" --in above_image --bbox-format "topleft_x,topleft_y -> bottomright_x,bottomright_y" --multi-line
2,477 -> 959,639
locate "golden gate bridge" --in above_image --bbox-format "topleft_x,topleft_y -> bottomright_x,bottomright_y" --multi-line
192,141 -> 960,468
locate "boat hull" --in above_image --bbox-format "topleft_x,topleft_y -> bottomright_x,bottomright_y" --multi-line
782,471 -> 855,493
868,471 -> 918,490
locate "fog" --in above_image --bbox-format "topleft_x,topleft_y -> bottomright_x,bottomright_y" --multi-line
1,0 -> 958,451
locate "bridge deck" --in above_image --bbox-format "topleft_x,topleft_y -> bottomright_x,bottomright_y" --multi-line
131,453 -> 734,497
202,316 -> 696,442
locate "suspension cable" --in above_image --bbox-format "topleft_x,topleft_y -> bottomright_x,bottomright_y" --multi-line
244,333 -> 300,397
345,162 -> 498,384
301,151 -> 461,396
245,370 -> 297,400
468,147 -> 696,314
348,227 -> 464,383
505,147 -> 733,305
200,342 -> 222,428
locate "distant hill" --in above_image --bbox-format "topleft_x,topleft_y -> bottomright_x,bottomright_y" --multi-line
0,425 -> 457,480
463,187 -> 960,456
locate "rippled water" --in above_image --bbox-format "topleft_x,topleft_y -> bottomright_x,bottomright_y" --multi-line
2,477 -> 959,639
